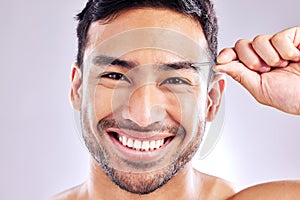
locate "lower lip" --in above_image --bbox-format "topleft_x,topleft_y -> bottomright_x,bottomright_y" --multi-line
108,133 -> 173,162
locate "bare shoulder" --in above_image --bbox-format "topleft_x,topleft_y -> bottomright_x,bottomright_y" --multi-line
48,183 -> 86,200
228,180 -> 300,200
193,169 -> 236,200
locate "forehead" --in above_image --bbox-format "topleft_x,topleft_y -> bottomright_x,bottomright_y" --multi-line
84,8 -> 210,65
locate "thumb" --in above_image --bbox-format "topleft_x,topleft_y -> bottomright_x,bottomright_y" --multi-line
213,62 -> 262,99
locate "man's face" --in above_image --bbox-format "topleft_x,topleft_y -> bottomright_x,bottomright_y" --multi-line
71,8 -> 223,194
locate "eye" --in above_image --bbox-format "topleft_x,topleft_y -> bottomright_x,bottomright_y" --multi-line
100,72 -> 130,83
161,77 -> 190,85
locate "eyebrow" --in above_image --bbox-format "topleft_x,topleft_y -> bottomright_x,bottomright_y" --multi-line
160,61 -> 213,74
92,55 -> 212,71
92,55 -> 136,69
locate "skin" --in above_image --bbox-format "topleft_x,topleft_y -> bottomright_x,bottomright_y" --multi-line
228,181 -> 300,200
215,26 -> 300,115
51,8 -> 232,200
50,7 -> 300,200
214,26 -> 300,199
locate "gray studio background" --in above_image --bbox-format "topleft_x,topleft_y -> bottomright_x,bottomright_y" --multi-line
0,1 -> 299,199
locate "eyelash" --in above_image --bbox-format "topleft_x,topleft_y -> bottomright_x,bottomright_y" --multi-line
161,77 -> 190,85
100,72 -> 130,83
99,73 -> 190,85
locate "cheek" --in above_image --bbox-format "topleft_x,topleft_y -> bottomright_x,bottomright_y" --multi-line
166,88 -> 207,137
167,89 -> 207,122
94,86 -> 114,120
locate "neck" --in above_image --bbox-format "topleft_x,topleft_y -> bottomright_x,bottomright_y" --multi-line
83,157 -> 202,200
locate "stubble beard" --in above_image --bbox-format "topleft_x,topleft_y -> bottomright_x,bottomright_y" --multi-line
81,113 -> 205,194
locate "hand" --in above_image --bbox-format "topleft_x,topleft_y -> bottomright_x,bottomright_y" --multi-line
214,26 -> 300,115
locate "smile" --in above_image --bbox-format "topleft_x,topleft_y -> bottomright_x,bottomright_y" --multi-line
119,135 -> 164,151
108,131 -> 174,152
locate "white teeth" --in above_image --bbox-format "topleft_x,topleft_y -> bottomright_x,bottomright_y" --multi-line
122,136 -> 127,147
117,135 -> 166,151
133,140 -> 142,150
150,141 -> 156,150
160,139 -> 164,146
127,138 -> 133,148
155,140 -> 161,149
142,141 -> 150,151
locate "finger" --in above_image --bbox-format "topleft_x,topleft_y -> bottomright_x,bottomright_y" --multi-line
234,39 -> 271,72
271,27 -> 300,62
213,62 -> 261,100
252,34 -> 289,67
217,48 -> 238,64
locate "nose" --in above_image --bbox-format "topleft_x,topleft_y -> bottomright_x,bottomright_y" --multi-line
122,83 -> 167,127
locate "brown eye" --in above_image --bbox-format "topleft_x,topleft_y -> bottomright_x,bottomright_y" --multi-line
161,77 -> 190,85
100,72 -> 130,83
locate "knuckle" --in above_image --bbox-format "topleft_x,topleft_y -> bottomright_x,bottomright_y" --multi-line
252,35 -> 267,48
253,34 -> 267,43
271,33 -> 282,45
235,39 -> 249,49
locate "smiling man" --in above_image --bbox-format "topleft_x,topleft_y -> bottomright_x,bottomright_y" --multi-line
50,0 -> 300,199
53,0 -> 232,199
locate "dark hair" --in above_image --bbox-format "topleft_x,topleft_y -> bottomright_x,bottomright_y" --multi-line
76,0 -> 218,68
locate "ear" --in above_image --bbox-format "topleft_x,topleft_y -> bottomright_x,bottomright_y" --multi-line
70,63 -> 82,111
206,74 -> 226,122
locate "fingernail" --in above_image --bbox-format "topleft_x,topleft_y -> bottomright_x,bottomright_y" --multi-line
279,61 -> 289,67
217,53 -> 229,64
259,66 -> 271,73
